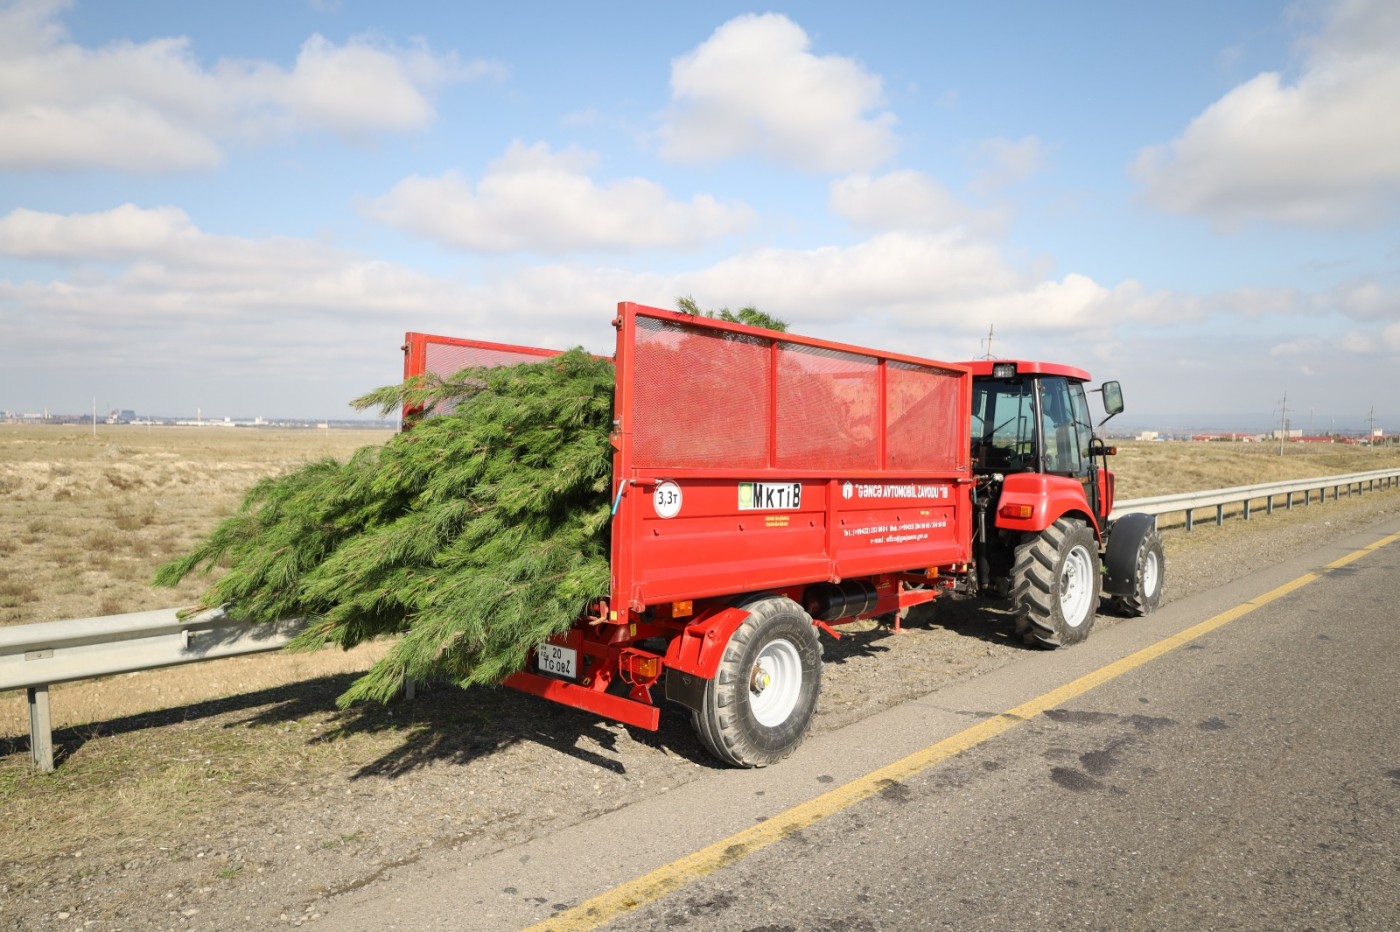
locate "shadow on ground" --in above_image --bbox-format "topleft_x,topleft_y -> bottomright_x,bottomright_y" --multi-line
0,668 -> 718,776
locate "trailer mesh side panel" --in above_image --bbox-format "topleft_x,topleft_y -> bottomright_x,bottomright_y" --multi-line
775,343 -> 878,469
423,343 -> 556,378
629,313 -> 966,473
885,360 -> 964,471
631,316 -> 770,468
414,340 -> 562,417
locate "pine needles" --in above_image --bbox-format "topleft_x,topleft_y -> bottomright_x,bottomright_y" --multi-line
154,348 -> 616,706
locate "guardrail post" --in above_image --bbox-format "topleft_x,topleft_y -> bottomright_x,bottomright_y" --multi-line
27,684 -> 55,773
1266,495 -> 1274,516
1215,504 -> 1224,526
1243,499 -> 1252,521
1185,508 -> 1194,532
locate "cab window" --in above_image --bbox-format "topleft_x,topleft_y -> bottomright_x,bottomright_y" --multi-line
1038,377 -> 1086,475
972,379 -> 1036,470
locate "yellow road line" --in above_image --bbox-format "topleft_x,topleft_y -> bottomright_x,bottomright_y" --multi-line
1327,530 -> 1400,569
529,531 -> 1398,931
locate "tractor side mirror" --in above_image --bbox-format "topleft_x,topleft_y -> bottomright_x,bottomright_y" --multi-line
1101,381 -> 1124,417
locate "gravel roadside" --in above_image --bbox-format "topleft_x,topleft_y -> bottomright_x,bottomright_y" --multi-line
4,489 -> 1400,930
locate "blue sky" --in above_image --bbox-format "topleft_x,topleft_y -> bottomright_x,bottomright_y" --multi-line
1,0 -> 1397,430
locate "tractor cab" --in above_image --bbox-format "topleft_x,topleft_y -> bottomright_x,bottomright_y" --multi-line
963,359 -> 1123,529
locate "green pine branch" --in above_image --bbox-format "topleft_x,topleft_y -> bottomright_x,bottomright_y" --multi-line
155,348 -> 615,707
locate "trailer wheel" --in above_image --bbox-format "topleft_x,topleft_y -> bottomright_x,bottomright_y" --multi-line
692,597 -> 822,768
1111,526 -> 1164,617
1011,518 -> 1100,648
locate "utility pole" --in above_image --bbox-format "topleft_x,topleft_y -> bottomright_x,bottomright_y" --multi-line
980,324 -> 996,359
1276,391 -> 1290,456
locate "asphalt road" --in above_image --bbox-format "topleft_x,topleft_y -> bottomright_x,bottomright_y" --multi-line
324,516 -> 1400,931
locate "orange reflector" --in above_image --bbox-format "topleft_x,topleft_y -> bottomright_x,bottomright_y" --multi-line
622,653 -> 661,680
999,503 -> 1034,520
671,599 -> 693,619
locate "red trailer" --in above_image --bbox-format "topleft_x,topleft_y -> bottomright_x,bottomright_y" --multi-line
403,302 -> 973,766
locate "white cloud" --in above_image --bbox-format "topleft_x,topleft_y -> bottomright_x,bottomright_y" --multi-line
1320,280 -> 1399,319
0,206 -> 1179,351
1269,339 -> 1312,357
0,204 -> 481,416
0,203 -> 197,259
828,171 -> 1008,235
675,233 -> 1189,345
971,135 -> 1047,193
658,13 -> 897,173
0,207 -> 1152,408
1336,322 -> 1400,356
1104,281 -> 1204,325
368,141 -> 756,254
0,204 -> 452,307
1132,0 -> 1400,228
3,204 -> 1390,421
274,36 -> 436,136
0,0 -> 497,172
1212,286 -> 1306,318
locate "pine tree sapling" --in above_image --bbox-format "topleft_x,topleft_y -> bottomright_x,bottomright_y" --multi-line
155,349 -> 616,706
676,295 -> 789,333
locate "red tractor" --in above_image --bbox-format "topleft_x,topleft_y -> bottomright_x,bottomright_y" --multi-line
963,359 -> 1163,647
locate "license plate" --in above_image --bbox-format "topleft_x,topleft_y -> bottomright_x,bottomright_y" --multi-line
536,643 -> 577,679
739,481 -> 802,511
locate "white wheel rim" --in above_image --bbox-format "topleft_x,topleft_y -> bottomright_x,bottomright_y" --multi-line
1060,545 -> 1094,628
749,638 -> 802,727
1142,549 -> 1161,598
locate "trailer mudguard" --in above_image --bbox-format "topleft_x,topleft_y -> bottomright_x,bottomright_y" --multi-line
664,604 -> 753,680
1103,512 -> 1157,596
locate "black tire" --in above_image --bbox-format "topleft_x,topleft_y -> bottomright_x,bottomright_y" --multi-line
1011,518 -> 1101,648
692,596 -> 822,768
1111,526 -> 1164,616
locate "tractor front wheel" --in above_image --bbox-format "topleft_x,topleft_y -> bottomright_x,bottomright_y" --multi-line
1112,526 -> 1164,617
692,597 -> 822,768
1011,518 -> 1101,648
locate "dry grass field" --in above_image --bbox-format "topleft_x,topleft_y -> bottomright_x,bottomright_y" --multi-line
1106,437 -> 1400,499
1,423 -> 1398,917
0,424 -> 397,739
0,424 -> 386,625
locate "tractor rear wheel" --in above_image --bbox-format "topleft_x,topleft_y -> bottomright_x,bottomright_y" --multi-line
1011,518 -> 1101,648
692,596 -> 822,768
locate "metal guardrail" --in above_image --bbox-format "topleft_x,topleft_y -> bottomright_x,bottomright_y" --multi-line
5,465 -> 1399,771
1111,467 -> 1400,530
0,607 -> 304,771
